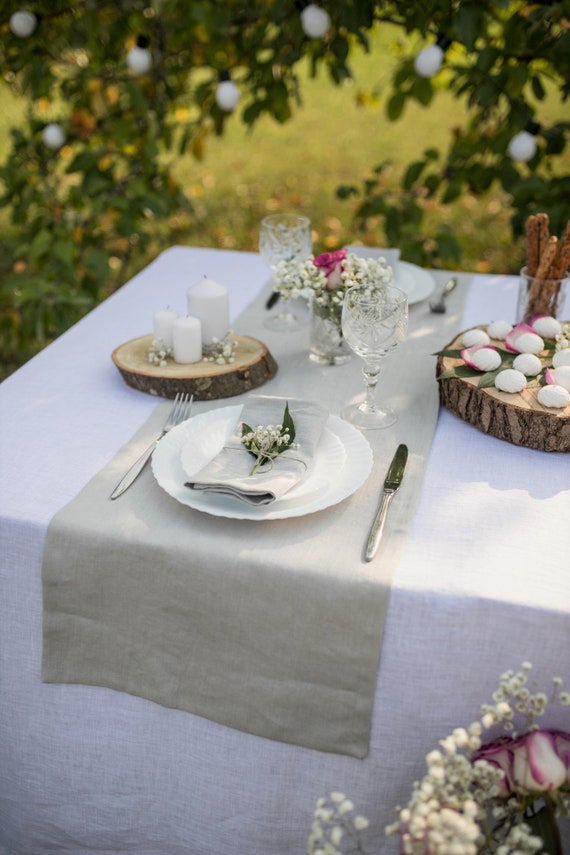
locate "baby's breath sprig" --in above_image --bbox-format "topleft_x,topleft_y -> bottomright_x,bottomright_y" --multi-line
241,402 -> 299,476
148,337 -> 173,367
202,331 -> 237,365
555,323 -> 570,351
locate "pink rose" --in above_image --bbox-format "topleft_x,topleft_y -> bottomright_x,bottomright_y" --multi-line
313,249 -> 347,290
511,730 -> 568,792
474,730 -> 570,797
473,739 -> 515,795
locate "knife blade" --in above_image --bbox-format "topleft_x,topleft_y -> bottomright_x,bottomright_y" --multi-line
365,443 -> 408,562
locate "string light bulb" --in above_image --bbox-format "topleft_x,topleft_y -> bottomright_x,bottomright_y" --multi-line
42,123 -> 66,150
414,34 -> 452,78
215,71 -> 240,112
9,10 -> 37,37
127,36 -> 152,74
300,4 -> 331,39
508,121 -> 540,162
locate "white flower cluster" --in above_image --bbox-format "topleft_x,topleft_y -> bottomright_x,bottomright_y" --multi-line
481,662 -> 570,733
202,332 -> 237,365
241,423 -> 296,453
241,422 -> 299,475
310,665 -> 570,855
385,664 -> 570,855
148,337 -> 173,367
273,253 -> 394,308
555,322 -> 570,351
308,792 -> 370,855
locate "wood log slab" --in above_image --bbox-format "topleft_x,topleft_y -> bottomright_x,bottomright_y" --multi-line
436,326 -> 570,453
112,334 -> 278,400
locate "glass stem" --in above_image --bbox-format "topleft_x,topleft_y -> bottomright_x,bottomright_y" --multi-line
361,360 -> 382,412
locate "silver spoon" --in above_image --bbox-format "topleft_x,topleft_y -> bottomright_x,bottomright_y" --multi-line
429,277 -> 457,313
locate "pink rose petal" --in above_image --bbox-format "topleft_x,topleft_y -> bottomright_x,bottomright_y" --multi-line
460,344 -> 501,371
545,367 -> 556,385
505,323 -> 544,354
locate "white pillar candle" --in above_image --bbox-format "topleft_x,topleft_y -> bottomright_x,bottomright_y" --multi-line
172,316 -> 202,364
153,308 -> 179,348
187,278 -> 229,346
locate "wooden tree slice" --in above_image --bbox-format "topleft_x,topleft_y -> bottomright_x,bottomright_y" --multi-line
112,334 -> 278,400
436,327 -> 570,453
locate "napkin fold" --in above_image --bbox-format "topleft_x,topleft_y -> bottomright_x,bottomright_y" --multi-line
186,395 -> 329,505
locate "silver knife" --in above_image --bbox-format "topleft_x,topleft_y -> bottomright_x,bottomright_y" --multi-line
365,444 -> 408,562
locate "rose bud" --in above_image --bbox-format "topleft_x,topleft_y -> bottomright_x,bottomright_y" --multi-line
511,730 -> 567,793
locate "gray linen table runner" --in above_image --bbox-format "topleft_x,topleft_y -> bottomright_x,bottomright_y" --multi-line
42,272 -> 469,758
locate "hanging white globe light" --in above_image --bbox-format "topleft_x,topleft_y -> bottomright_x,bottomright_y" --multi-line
42,123 -> 66,150
127,36 -> 152,74
508,122 -> 540,162
300,4 -> 331,39
215,72 -> 241,112
9,10 -> 38,37
414,34 -> 452,78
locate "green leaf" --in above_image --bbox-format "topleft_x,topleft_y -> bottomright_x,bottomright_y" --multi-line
433,349 -> 463,358
525,805 -> 562,855
478,370 -> 501,388
29,230 -> 52,262
403,160 -> 426,190
282,402 -> 296,444
386,92 -> 405,121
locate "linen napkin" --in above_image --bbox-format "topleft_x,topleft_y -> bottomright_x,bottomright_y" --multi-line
185,395 -> 328,505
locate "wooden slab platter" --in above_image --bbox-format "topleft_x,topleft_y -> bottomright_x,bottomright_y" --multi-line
112,334 -> 278,400
436,326 -> 570,453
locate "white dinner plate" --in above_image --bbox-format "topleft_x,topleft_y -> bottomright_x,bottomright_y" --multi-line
395,261 -> 436,305
151,405 -> 373,521
345,247 -> 435,305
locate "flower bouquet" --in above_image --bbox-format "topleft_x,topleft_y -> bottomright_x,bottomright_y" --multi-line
272,249 -> 394,364
308,664 -> 570,855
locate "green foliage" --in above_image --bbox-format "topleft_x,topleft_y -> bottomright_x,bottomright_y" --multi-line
0,0 -> 569,377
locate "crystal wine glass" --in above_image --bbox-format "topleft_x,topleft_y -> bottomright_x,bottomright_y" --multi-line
341,285 -> 408,429
260,213 -> 312,331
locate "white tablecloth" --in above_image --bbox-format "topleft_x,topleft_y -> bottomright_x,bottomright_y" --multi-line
1,247 -> 569,854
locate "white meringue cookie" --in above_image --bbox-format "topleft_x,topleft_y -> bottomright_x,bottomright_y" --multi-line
469,348 -> 502,371
537,384 -> 570,408
494,369 -> 527,393
552,365 -> 570,391
513,331 -> 544,354
531,316 -> 562,339
552,349 -> 570,368
487,320 -> 513,339
462,328 -> 490,347
513,353 -> 542,376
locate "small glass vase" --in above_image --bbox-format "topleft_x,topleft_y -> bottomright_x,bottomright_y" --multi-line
309,299 -> 352,365
516,265 -> 569,324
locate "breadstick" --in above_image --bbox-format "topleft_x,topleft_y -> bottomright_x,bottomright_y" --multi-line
525,215 -> 539,276
551,220 -> 570,279
535,235 -> 558,280
535,212 -> 550,269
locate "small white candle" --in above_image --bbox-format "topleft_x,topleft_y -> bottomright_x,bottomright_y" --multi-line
153,308 -> 179,348
172,316 -> 202,364
187,278 -> 229,346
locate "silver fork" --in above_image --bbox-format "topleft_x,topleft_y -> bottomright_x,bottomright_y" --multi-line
429,276 -> 457,313
110,392 -> 193,499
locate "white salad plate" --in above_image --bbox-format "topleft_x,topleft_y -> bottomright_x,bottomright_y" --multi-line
395,261 -> 436,305
151,405 -> 373,521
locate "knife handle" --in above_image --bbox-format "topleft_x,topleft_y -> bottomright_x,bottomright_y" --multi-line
110,439 -> 158,500
365,492 -> 394,562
